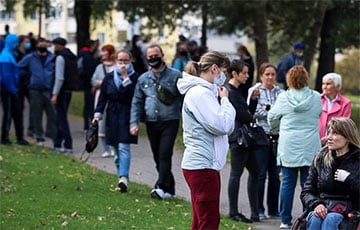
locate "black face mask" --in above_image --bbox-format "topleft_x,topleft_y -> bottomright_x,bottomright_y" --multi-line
179,51 -> 187,56
37,47 -> 48,54
147,57 -> 162,69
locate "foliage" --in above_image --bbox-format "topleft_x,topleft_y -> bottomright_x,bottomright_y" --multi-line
335,49 -> 360,95
0,145 -> 248,229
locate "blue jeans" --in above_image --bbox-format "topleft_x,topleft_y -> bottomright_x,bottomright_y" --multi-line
255,143 -> 280,216
113,143 -> 131,178
280,166 -> 309,224
306,211 -> 343,230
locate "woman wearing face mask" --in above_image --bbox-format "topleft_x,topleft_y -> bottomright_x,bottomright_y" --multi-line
176,51 -> 235,230
93,50 -> 139,193
91,44 -> 116,158
225,59 -> 261,223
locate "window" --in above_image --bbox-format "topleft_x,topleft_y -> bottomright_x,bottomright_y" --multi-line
0,11 -> 14,20
98,32 -> 105,44
49,33 -> 60,40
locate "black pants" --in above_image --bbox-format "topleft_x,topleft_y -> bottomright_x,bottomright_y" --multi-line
228,145 -> 260,218
1,86 -> 24,142
146,119 -> 179,195
83,87 -> 94,130
54,91 -> 72,149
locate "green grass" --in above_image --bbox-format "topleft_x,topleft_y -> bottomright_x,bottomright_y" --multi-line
0,145 -> 248,230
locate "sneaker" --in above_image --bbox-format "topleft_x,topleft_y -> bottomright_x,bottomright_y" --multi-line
51,147 -> 63,153
17,139 -> 31,146
101,151 -> 112,158
62,148 -> 73,154
37,141 -> 45,147
1,139 -> 12,145
151,188 -> 164,199
118,177 -> 128,193
259,212 -> 267,220
163,192 -> 176,199
230,213 -> 253,223
269,212 -> 281,219
280,223 -> 292,229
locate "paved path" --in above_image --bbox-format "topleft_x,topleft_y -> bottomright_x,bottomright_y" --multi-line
5,102 -> 303,229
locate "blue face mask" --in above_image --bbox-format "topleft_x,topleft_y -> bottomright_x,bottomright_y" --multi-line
24,42 -> 31,50
214,71 -> 227,86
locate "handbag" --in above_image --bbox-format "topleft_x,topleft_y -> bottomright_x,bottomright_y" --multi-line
237,123 -> 269,148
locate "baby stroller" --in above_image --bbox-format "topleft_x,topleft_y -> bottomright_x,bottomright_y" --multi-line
80,121 -> 98,162
291,210 -> 360,230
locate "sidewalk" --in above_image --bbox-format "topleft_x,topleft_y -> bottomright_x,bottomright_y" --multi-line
6,102 -> 303,229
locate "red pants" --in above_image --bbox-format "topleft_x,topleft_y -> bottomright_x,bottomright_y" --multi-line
183,169 -> 221,230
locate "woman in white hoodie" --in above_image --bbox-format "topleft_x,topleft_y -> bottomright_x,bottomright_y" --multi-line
177,51 -> 235,230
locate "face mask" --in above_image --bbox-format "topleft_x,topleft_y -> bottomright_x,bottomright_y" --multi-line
135,40 -> 143,48
125,63 -> 134,73
147,57 -> 162,69
179,51 -> 187,56
297,52 -> 303,57
24,42 -> 31,50
36,47 -> 48,54
214,71 -> 227,86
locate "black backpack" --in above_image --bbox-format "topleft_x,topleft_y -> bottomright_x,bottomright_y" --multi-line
56,49 -> 84,91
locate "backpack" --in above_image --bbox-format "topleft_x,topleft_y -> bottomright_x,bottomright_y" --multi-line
57,49 -> 84,91
276,54 -> 295,83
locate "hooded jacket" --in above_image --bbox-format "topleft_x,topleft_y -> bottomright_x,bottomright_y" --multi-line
268,87 -> 322,167
177,72 -> 236,171
0,34 -> 19,93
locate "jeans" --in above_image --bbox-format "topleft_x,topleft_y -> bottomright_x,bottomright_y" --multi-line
183,169 -> 220,230
228,146 -> 259,218
29,90 -> 57,141
255,143 -> 280,216
146,120 -> 179,195
113,143 -> 131,178
280,166 -> 309,224
54,91 -> 72,149
306,211 -> 343,230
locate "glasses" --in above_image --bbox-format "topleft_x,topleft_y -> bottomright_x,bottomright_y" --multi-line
117,59 -> 130,63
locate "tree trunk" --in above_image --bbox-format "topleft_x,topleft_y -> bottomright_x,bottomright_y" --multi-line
303,1 -> 326,75
315,8 -> 337,92
200,2 -> 208,48
252,3 -> 268,81
75,0 -> 91,52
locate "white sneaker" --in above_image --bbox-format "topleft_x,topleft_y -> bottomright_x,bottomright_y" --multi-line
101,151 -> 111,158
118,177 -> 128,192
150,188 -> 164,199
163,192 -> 176,199
279,223 -> 292,229
37,141 -> 45,147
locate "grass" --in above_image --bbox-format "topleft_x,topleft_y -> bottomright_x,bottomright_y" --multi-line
0,145 -> 248,230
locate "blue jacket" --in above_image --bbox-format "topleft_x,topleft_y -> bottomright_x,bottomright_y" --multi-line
18,52 -> 54,90
0,34 -> 19,93
130,66 -> 182,126
268,87 -> 322,167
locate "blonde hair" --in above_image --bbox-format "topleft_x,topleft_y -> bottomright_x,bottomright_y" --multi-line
286,65 -> 308,89
314,117 -> 360,168
185,51 -> 230,76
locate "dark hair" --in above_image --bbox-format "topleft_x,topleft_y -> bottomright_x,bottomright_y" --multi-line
227,59 -> 248,78
146,44 -> 164,56
286,65 -> 308,89
185,51 -> 230,76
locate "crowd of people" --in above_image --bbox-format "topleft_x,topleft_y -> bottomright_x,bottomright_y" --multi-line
1,27 -> 358,230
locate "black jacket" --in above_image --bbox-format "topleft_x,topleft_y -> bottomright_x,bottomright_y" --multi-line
224,82 -> 257,144
300,144 -> 360,212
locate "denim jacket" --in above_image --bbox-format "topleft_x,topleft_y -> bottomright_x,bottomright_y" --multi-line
130,66 -> 182,127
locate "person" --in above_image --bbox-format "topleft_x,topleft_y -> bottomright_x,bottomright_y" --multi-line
78,39 -> 100,131
91,44 -> 116,158
187,40 -> 200,62
237,45 -> 255,99
176,51 -> 235,230
268,65 -> 322,229
225,60 -> 260,223
93,50 -> 139,192
301,117 -> 360,230
51,37 -> 76,153
0,33 -> 30,145
277,42 -> 305,89
248,63 -> 283,220
18,38 -> 57,146
130,44 -> 182,199
172,43 -> 189,72
130,35 -> 147,75
319,73 -> 351,146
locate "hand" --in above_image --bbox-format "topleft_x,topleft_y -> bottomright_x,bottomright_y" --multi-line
218,86 -> 228,99
92,117 -> 99,124
251,87 -> 260,100
50,95 -> 57,105
314,204 -> 327,219
130,125 -> 139,136
119,64 -> 128,79
334,169 -> 350,182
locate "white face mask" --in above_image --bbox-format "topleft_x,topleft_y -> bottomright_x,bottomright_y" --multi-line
214,71 -> 227,86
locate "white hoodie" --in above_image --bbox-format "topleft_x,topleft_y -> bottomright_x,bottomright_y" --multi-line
177,72 -> 236,171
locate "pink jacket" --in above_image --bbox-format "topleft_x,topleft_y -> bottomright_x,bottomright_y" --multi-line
319,93 -> 351,137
